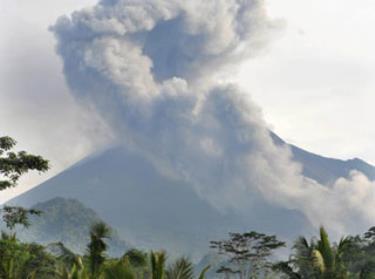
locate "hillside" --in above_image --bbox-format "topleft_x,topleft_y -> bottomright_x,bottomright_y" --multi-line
15,197 -> 129,256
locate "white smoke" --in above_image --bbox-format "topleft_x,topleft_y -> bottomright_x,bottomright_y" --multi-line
52,0 -> 375,236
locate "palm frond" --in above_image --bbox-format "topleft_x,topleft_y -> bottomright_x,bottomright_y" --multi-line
103,260 -> 135,279
198,265 -> 210,279
151,251 -> 167,279
317,227 -> 334,270
312,249 -> 325,273
166,257 -> 194,279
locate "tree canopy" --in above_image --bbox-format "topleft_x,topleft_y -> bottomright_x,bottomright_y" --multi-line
0,135 -> 49,230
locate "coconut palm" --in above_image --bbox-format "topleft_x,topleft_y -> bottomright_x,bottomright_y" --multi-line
275,227 -> 351,279
151,251 -> 167,279
312,227 -> 350,278
166,257 -> 194,279
87,222 -> 111,277
197,265 -> 210,279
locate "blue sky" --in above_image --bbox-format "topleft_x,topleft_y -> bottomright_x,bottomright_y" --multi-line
1,0 -> 374,203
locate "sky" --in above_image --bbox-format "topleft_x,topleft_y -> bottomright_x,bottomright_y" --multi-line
235,0 -> 375,165
1,0 -> 375,203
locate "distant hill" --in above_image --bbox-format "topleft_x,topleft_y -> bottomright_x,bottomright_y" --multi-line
15,197 -> 130,257
9,133 -> 375,258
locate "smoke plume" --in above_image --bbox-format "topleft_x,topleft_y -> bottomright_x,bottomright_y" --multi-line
52,0 -> 375,236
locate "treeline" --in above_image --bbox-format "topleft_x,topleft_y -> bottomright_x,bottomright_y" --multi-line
2,221 -> 375,278
0,221 -> 208,279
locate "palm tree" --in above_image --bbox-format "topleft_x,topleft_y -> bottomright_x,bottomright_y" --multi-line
103,258 -> 135,279
197,265 -> 210,279
123,249 -> 148,278
123,249 -> 148,268
275,227 -> 351,279
151,251 -> 167,279
150,253 -> 210,279
312,227 -> 349,278
87,222 -> 111,278
291,236 -> 316,278
57,256 -> 90,279
166,257 -> 194,279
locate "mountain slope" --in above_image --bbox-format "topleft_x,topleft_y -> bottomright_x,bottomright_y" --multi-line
15,197 -> 129,256
8,136 -> 375,258
271,132 -> 375,184
8,146 -> 310,258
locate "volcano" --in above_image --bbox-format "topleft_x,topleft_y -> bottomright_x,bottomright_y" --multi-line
8,133 -> 375,257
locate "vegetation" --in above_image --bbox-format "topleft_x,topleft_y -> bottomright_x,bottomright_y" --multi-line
210,231 -> 285,279
0,135 -> 49,231
2,223 -> 375,278
272,226 -> 375,279
88,222 -> 111,277
0,221 -> 211,279
0,136 -> 49,191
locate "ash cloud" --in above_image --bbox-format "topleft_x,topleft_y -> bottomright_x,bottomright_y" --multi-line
52,0 -> 375,236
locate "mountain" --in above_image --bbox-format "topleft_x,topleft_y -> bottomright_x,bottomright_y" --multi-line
271,132 -> 375,184
14,197 -> 130,257
8,134 -> 375,258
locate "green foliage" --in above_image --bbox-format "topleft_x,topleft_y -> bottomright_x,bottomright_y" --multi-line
2,206 -> 41,230
0,136 -> 49,190
0,135 -> 49,233
0,137 -> 17,152
87,222 -> 111,277
4,225 -> 375,279
0,233 -> 59,278
166,257 -> 194,279
273,262 -> 302,279
210,231 -> 285,278
273,226 -> 375,279
151,251 -> 167,279
123,249 -> 148,268
103,258 -> 135,279
197,265 -> 210,279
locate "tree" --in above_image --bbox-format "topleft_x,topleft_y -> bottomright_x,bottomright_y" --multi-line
197,265 -> 210,279
87,221 -> 111,277
123,249 -> 148,278
151,251 -> 167,279
0,135 -> 49,230
103,257 -> 135,279
275,227 -> 351,279
123,248 -> 148,268
344,227 -> 375,278
0,233 -> 59,279
46,242 -> 90,279
0,136 -> 49,190
2,206 -> 41,230
210,231 -> 285,279
166,257 -> 194,279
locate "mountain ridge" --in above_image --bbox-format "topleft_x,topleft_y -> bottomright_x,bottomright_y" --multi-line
271,132 -> 375,184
